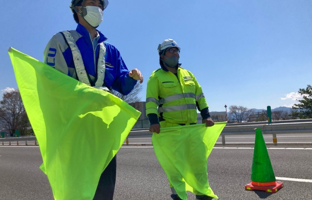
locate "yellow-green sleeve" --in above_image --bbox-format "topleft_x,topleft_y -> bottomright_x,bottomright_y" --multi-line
145,72 -> 160,117
189,71 -> 208,110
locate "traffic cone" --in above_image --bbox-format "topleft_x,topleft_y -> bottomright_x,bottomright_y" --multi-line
245,128 -> 283,193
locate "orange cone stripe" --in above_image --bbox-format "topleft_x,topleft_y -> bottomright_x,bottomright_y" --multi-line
251,181 -> 277,186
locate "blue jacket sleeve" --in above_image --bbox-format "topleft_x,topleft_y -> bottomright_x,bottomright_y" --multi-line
104,43 -> 137,95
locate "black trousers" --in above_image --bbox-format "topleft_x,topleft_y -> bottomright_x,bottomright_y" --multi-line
93,156 -> 117,200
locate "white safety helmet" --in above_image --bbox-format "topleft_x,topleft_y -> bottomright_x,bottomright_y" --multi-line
157,39 -> 181,54
70,0 -> 109,13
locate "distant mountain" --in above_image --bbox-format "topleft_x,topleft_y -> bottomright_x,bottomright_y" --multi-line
250,106 -> 293,113
250,108 -> 265,113
272,106 -> 293,113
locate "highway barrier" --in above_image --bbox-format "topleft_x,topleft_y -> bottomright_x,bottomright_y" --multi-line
220,121 -> 312,145
1,120 -> 312,146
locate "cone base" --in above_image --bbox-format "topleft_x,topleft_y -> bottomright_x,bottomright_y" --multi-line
245,181 -> 283,193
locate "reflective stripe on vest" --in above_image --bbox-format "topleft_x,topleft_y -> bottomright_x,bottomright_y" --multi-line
146,97 -> 159,105
62,31 -> 106,88
146,92 -> 203,106
158,104 -> 197,113
147,93 -> 203,114
159,93 -> 196,104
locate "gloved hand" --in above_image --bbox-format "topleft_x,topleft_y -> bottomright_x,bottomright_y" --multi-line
149,124 -> 160,134
202,118 -> 214,127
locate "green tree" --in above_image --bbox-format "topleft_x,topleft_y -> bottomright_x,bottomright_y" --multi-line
229,105 -> 253,123
0,89 -> 30,136
256,110 -> 267,121
292,85 -> 312,118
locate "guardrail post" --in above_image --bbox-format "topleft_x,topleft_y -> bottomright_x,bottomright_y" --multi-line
126,137 -> 129,145
222,135 -> 226,146
26,140 -> 28,146
9,141 -> 11,146
35,140 -> 37,146
17,141 -> 19,146
272,133 -> 277,146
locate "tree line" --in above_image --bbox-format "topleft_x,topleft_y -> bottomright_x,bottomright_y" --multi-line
228,105 -> 290,123
228,84 -> 312,122
0,84 -> 310,134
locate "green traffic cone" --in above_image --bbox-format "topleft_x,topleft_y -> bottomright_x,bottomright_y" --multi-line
245,128 -> 283,193
251,128 -> 276,183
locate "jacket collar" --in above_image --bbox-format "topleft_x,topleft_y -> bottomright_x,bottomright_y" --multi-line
76,23 -> 107,44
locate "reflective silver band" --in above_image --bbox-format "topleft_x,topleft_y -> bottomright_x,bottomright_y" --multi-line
62,31 -> 106,88
159,93 -> 196,104
146,97 -> 159,105
196,93 -> 205,101
63,31 -> 90,85
158,104 -> 197,113
94,42 -> 106,87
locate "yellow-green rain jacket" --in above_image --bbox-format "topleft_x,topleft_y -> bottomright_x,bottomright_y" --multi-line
146,67 -> 220,199
146,67 -> 208,125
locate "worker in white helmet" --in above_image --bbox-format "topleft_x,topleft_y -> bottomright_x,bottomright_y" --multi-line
146,39 -> 215,200
44,0 -> 143,199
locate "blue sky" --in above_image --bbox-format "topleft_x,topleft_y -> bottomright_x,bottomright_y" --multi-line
0,0 -> 311,111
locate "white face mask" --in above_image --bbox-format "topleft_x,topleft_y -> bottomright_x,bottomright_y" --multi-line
83,6 -> 103,28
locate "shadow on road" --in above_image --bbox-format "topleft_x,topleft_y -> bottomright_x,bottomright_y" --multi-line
254,190 -> 273,198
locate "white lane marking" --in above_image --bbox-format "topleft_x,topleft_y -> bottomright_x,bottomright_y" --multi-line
130,130 -> 150,133
271,135 -> 312,138
276,177 -> 312,183
214,147 -> 253,150
222,135 -> 312,139
213,147 -> 312,150
215,142 -> 312,144
122,146 -> 153,149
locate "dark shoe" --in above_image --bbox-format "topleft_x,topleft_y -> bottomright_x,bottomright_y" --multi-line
196,195 -> 213,200
171,194 -> 182,200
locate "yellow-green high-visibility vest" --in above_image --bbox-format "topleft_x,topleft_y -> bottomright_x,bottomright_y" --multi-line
146,67 -> 208,124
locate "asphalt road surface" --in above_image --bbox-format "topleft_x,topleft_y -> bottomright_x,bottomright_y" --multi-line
0,145 -> 311,200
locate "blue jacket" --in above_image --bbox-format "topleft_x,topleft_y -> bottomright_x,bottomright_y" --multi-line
44,24 -> 137,95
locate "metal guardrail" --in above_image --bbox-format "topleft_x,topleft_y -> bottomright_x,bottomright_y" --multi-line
225,118 -> 312,126
0,136 -> 37,146
1,121 -> 312,146
221,121 -> 312,145
222,122 -> 312,134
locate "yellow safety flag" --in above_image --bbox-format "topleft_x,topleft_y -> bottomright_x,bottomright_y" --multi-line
8,48 -> 141,200
152,122 -> 226,200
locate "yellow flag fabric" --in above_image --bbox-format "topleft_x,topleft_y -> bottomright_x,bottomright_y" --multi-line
8,48 -> 141,200
152,122 -> 226,200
